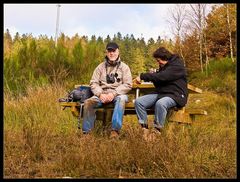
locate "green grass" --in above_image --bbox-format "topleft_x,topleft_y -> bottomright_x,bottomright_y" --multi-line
188,57 -> 236,97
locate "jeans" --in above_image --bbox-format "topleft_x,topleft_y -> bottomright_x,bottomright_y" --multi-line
134,94 -> 177,129
82,95 -> 128,133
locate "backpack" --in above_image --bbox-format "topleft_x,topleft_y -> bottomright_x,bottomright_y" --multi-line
59,85 -> 93,103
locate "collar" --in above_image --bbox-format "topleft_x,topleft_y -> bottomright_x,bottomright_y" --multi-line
105,56 -> 121,67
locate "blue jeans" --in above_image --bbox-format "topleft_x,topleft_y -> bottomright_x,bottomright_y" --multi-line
134,94 -> 177,129
82,95 -> 128,133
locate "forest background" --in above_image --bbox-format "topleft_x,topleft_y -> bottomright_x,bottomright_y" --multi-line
3,4 -> 237,178
4,4 -> 236,96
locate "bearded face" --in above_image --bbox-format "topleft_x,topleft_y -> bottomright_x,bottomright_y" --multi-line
106,48 -> 119,62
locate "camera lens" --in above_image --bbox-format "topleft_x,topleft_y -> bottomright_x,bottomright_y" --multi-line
106,74 -> 115,83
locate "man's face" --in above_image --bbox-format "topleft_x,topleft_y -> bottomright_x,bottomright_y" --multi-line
106,48 -> 119,61
156,58 -> 168,67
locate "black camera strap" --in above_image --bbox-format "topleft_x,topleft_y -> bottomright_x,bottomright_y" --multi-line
105,61 -> 121,78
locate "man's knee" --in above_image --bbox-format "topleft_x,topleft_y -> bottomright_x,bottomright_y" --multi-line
156,98 -> 176,110
84,97 -> 98,108
134,98 -> 141,107
116,95 -> 128,102
155,100 -> 167,110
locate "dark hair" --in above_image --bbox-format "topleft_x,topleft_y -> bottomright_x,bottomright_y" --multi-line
153,47 -> 174,61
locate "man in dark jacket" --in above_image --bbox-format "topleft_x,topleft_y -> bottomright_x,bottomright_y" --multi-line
134,47 -> 188,138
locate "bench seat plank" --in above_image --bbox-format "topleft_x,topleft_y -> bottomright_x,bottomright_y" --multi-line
60,101 -> 207,124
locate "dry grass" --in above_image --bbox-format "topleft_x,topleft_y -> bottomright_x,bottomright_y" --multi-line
4,84 -> 236,179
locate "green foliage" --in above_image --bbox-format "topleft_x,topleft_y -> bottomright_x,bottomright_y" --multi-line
207,57 -> 236,75
5,31 -> 162,95
4,4 -> 237,96
188,57 -> 236,97
130,47 -> 146,77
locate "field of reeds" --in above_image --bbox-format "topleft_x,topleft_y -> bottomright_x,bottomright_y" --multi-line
4,82 -> 236,178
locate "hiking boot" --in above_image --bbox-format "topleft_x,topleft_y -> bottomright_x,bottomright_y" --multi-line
141,123 -> 148,129
143,128 -> 161,142
154,127 -> 163,133
110,130 -> 119,139
81,131 -> 92,141
142,128 -> 150,141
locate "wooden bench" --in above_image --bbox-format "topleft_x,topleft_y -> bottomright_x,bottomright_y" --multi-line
59,83 -> 207,128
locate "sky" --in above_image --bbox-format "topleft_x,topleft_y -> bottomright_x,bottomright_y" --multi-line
4,3 -> 213,42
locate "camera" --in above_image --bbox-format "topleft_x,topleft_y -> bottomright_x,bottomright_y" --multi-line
106,73 -> 120,84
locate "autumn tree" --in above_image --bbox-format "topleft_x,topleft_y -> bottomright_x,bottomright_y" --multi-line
205,4 -> 236,59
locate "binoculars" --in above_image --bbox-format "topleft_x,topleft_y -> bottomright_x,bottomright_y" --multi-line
106,73 -> 120,84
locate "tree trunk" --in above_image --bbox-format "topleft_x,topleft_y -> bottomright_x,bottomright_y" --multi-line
199,32 -> 203,72
226,4 -> 234,63
204,32 -> 209,76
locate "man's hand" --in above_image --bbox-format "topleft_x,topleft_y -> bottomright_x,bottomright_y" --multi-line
106,93 -> 115,102
99,93 -> 115,103
99,94 -> 108,103
133,76 -> 142,84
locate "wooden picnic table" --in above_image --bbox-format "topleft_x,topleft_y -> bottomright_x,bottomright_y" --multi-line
60,82 -> 207,128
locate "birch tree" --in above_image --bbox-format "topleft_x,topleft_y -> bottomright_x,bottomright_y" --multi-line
225,4 -> 234,63
202,5 -> 209,76
168,4 -> 187,65
188,4 -> 208,72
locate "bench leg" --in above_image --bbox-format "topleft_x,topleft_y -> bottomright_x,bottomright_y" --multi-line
77,117 -> 81,129
190,115 -> 196,122
167,109 -> 193,124
103,110 -> 113,130
71,106 -> 80,117
96,109 -> 113,131
102,109 -> 107,129
77,104 -> 84,129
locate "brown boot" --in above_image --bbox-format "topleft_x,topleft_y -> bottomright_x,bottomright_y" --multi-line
110,130 -> 119,139
142,128 -> 150,141
142,128 -> 161,142
148,128 -> 161,142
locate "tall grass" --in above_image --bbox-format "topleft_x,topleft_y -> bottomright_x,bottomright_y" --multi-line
188,58 -> 236,97
4,83 -> 236,178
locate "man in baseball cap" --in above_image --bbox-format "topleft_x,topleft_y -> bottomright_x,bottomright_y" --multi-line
82,41 -> 132,139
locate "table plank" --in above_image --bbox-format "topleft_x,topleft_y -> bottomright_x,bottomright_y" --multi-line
75,82 -> 202,94
132,82 -> 202,94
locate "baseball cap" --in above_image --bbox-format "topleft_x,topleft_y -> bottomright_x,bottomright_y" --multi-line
106,42 -> 119,50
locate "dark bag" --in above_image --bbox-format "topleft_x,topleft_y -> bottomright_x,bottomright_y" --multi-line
59,85 -> 93,103
72,86 -> 93,102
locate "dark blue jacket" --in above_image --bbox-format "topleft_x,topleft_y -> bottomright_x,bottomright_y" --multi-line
140,55 -> 188,107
